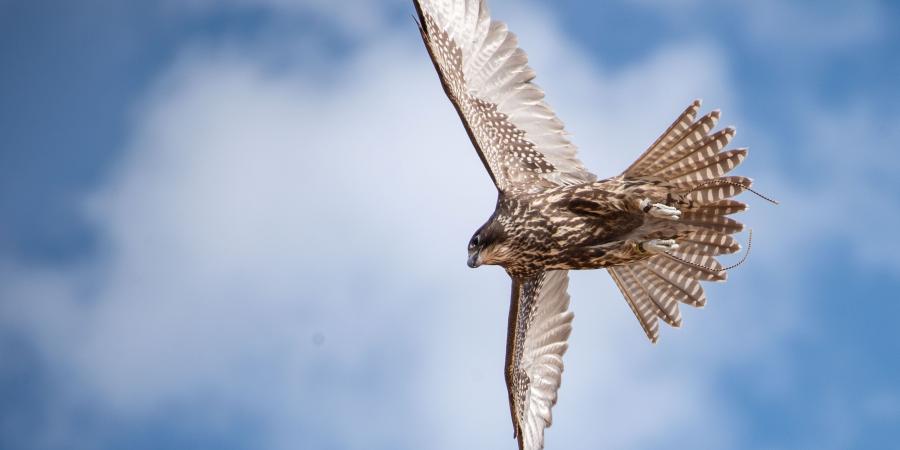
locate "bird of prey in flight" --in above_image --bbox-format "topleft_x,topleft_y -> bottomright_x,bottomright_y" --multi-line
413,0 -> 765,448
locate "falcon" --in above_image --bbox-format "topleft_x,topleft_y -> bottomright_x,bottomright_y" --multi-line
413,1 -> 768,448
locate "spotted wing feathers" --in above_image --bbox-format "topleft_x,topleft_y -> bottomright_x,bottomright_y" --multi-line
414,0 -> 596,193
505,271 -> 573,450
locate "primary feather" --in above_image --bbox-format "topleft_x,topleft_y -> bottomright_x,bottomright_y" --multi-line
414,0 -> 595,194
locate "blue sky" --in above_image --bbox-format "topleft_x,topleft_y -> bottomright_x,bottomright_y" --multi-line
1,1 -> 899,449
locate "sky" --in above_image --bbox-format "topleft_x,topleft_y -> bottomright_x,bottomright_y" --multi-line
1,0 -> 899,449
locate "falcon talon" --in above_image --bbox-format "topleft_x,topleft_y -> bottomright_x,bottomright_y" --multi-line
642,239 -> 679,254
646,202 -> 682,220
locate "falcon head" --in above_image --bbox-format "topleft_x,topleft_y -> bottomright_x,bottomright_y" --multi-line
467,219 -> 508,268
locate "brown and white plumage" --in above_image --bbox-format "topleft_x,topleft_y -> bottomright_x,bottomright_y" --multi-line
610,102 -> 750,343
413,0 -> 761,449
505,271 -> 573,450
415,1 -> 589,447
413,0 -> 595,194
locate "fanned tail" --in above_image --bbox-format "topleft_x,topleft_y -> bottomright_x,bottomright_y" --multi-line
611,99 -> 753,343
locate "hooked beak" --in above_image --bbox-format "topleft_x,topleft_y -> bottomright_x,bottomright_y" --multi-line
467,252 -> 481,268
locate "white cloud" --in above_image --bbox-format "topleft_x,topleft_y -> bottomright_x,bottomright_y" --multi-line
169,0 -> 390,36
4,1 -> 896,449
739,0 -> 886,51
629,0 -> 887,52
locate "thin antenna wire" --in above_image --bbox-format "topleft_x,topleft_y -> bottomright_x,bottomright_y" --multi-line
664,230 -> 754,274
686,179 -> 780,205
722,229 -> 752,271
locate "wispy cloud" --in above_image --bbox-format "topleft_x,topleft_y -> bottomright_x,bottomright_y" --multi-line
2,1 -> 898,449
629,0 -> 887,52
170,0 -> 392,36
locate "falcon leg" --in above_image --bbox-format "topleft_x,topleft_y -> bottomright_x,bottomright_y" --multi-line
636,239 -> 679,254
639,198 -> 681,220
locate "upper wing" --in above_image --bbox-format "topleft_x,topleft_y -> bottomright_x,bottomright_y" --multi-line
414,0 -> 596,194
505,270 -> 574,450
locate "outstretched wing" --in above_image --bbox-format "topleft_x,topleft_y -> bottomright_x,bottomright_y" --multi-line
414,0 -> 596,194
611,100 -> 749,342
505,271 -> 573,450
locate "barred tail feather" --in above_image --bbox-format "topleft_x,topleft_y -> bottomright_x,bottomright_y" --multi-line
609,266 -> 661,342
689,199 -> 747,216
679,231 -> 741,256
612,100 -> 754,342
643,262 -> 707,307
639,112 -> 723,176
679,213 -> 744,234
683,176 -> 752,205
662,148 -> 747,184
624,99 -> 701,176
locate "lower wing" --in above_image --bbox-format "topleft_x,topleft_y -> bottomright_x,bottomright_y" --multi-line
505,270 -> 574,450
